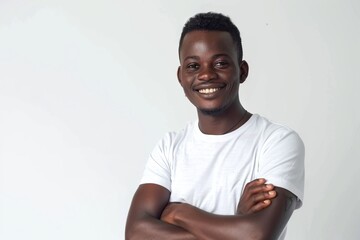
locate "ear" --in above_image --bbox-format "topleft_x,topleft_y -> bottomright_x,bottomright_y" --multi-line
239,60 -> 249,84
177,66 -> 183,86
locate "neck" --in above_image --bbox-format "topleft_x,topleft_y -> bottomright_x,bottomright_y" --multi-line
197,102 -> 250,135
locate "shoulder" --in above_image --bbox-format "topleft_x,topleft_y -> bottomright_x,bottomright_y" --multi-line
253,114 -> 304,151
155,120 -> 196,152
253,115 -> 305,207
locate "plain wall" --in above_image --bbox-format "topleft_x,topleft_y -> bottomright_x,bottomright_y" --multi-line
1,0 -> 359,239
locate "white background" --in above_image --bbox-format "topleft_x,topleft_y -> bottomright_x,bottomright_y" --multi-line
1,0 -> 359,239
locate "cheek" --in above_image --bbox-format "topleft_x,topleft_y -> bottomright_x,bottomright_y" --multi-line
180,75 -> 194,90
223,74 -> 239,90
224,80 -> 240,102
230,79 -> 240,90
180,83 -> 193,99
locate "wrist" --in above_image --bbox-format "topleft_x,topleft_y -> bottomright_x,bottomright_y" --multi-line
173,203 -> 190,226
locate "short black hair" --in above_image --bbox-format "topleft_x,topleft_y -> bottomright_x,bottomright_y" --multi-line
179,12 -> 243,61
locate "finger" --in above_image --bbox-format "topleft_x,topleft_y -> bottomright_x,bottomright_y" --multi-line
251,190 -> 277,203
244,178 -> 266,189
249,184 -> 275,195
242,179 -> 268,196
238,189 -> 276,214
243,184 -> 274,200
249,199 -> 272,213
239,183 -> 272,207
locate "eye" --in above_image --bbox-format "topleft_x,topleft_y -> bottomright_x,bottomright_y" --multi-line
186,63 -> 200,71
214,60 -> 229,68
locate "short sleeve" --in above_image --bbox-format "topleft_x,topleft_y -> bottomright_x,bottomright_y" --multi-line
140,133 -> 172,191
257,129 -> 305,208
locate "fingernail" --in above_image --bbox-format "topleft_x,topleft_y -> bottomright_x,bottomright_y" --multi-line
266,184 -> 273,188
264,200 -> 270,204
269,191 -> 275,195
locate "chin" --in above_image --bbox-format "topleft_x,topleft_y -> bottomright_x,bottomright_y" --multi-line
198,106 -> 226,116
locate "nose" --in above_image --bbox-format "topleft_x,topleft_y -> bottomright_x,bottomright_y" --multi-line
198,65 -> 217,81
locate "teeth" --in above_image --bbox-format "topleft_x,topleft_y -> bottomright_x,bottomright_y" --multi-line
198,88 -> 220,94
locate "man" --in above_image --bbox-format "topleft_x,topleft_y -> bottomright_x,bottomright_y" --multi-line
125,12 -> 304,240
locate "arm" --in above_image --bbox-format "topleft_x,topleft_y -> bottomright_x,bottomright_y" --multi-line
161,187 -> 297,240
237,178 -> 277,216
125,183 -> 196,240
126,178 -> 275,240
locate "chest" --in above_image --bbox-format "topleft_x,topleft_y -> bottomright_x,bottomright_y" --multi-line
169,139 -> 260,214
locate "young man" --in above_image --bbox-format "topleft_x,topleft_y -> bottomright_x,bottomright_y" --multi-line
126,12 -> 304,240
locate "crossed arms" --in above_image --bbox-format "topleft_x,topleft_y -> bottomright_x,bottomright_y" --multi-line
125,179 -> 298,240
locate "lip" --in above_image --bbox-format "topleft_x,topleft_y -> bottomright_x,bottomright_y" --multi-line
193,83 -> 226,91
193,84 -> 226,99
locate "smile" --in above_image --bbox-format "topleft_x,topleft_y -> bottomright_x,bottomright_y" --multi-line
198,88 -> 221,94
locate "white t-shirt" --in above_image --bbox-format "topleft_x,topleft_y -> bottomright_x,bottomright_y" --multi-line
141,114 -> 305,239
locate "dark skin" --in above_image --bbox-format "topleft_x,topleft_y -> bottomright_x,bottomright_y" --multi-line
160,187 -> 296,240
126,179 -> 276,240
177,31 -> 249,135
125,30 -> 298,239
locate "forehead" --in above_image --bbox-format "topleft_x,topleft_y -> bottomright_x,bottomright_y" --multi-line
179,30 -> 237,61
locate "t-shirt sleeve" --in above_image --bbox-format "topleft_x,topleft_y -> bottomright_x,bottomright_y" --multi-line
140,133 -> 172,191
257,128 -> 305,209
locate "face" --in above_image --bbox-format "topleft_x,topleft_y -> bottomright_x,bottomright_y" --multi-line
178,30 -> 248,115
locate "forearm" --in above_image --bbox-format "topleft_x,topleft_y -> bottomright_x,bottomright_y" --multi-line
126,214 -> 197,240
166,189 -> 296,240
126,184 -> 197,239
173,207 -> 263,240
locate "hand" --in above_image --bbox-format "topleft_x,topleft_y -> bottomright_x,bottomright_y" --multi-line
237,178 -> 277,215
161,202 -> 186,225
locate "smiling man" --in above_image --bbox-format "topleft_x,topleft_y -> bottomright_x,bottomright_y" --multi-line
125,12 -> 304,240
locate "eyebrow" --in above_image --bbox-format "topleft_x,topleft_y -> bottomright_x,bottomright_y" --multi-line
183,53 -> 230,62
183,56 -> 200,61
